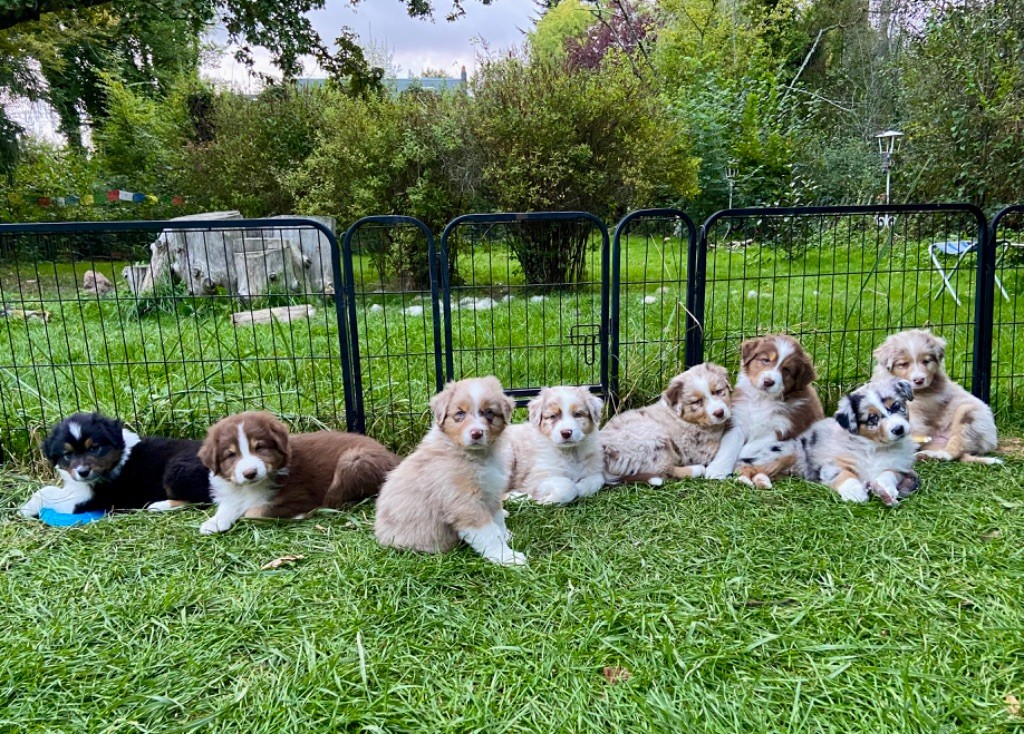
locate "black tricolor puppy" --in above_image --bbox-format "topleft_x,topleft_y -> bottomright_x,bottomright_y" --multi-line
19,412 -> 211,517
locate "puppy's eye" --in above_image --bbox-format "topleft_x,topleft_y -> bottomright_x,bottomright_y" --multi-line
715,388 -> 728,396
253,442 -> 265,450
922,358 -> 933,365
483,409 -> 495,420
88,445 -> 103,455
867,415 -> 880,426
225,449 -> 237,458
891,402 -> 905,413
573,411 -> 587,419
689,399 -> 702,406
761,357 -> 772,364
453,410 -> 466,422
782,367 -> 791,376
896,361 -> 909,369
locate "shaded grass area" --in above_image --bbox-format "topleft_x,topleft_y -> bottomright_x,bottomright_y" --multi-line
1,457 -> 1023,732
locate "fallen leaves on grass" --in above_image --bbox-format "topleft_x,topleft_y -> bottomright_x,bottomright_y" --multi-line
603,666 -> 632,685
997,436 -> 1024,458
261,554 -> 306,570
1005,694 -> 1021,717
980,529 -> 1002,541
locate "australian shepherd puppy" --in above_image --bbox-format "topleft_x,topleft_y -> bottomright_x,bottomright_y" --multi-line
374,376 -> 525,565
197,411 -> 399,535
19,412 -> 211,517
739,378 -> 918,505
503,385 -> 605,505
872,328 -> 1000,464
601,362 -> 732,485
706,334 -> 824,487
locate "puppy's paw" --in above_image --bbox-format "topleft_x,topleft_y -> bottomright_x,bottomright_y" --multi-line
534,479 -> 577,506
146,500 -> 180,512
916,450 -> 953,461
736,475 -> 755,488
703,466 -> 731,480
647,476 -> 664,487
836,478 -> 869,503
489,549 -> 527,566
19,490 -> 45,517
968,455 -> 1003,465
866,480 -> 899,507
752,473 -> 772,489
896,472 -> 920,498
199,516 -> 233,535
688,465 -> 706,479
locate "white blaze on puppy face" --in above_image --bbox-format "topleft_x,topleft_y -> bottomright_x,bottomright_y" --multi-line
664,364 -> 732,427
232,422 -> 269,484
875,330 -> 945,391
531,387 -> 601,447
435,377 -> 513,450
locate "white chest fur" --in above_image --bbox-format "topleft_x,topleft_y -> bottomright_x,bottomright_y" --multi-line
734,390 -> 798,442
209,473 -> 276,513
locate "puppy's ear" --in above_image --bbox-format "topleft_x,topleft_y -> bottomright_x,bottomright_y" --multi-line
527,392 -> 545,427
268,416 -> 292,466
834,394 -> 860,434
585,391 -> 604,424
893,379 -> 915,402
429,383 -> 454,426
873,338 -> 898,371
740,338 -> 763,366
788,352 -> 817,392
663,374 -> 687,414
924,331 -> 947,362
501,393 -> 516,424
197,432 -> 219,475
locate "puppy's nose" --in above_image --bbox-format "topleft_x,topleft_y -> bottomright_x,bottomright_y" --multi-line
469,428 -> 484,441
76,467 -> 91,479
762,378 -> 776,388
242,467 -> 258,480
560,429 -> 573,440
913,377 -> 926,386
713,408 -> 725,419
891,424 -> 905,436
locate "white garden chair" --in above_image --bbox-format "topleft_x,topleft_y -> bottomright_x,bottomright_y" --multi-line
929,239 -> 1012,306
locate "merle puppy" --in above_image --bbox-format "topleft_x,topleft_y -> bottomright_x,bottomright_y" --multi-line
19,412 -> 211,517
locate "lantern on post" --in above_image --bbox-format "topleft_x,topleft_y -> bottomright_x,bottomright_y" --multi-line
875,130 -> 903,227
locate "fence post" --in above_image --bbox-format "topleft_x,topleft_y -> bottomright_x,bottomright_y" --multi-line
686,222 -> 711,367
974,213 -> 997,403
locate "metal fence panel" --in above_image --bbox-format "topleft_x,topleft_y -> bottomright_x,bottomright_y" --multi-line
341,216 -> 442,450
610,208 -> 697,410
692,204 -> 989,411
990,205 -> 1024,424
0,218 -> 347,462
438,212 -> 610,406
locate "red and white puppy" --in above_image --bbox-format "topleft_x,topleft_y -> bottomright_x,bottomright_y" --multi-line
872,329 -> 1000,464
706,334 -> 824,486
504,386 -> 605,505
198,411 -> 399,534
374,376 -> 525,565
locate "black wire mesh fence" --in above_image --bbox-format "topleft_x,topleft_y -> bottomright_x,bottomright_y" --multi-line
438,212 -> 609,408
0,204 -> 1019,464
991,205 -> 1024,425
692,205 -> 989,411
610,209 -> 697,410
0,217 -> 347,462
340,217 -> 443,451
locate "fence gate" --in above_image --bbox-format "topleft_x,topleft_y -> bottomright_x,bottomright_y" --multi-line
989,205 -> 1024,422
0,217 -> 346,461
610,208 -> 697,411
437,212 -> 610,407
340,216 -> 443,450
692,204 -> 990,410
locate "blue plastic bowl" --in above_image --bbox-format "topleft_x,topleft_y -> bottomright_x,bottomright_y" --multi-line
38,508 -> 107,527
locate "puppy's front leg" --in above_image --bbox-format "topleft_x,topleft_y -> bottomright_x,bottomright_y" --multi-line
458,521 -> 527,566
668,465 -> 706,479
830,471 -> 869,503
865,470 -> 900,506
200,504 -> 248,535
704,425 -> 744,480
20,483 -> 91,516
534,476 -> 578,505
573,473 -> 606,500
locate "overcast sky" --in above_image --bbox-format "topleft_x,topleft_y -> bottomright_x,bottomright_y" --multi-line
9,0 -> 537,138
205,0 -> 537,89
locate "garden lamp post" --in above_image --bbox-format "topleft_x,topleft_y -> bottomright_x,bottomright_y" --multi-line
725,163 -> 737,209
875,129 -> 903,227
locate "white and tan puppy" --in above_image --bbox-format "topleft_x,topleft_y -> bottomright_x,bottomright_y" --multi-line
374,376 -> 526,565
601,362 -> 732,484
504,386 -> 605,505
872,329 -> 1000,464
706,334 -> 824,486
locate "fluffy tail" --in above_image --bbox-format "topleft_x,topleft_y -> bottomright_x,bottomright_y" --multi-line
324,448 -> 401,506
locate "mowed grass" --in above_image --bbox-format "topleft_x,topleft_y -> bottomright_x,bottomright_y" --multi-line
2,456 -> 1024,731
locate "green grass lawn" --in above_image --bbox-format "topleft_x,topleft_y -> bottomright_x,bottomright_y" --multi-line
1,455 -> 1023,732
